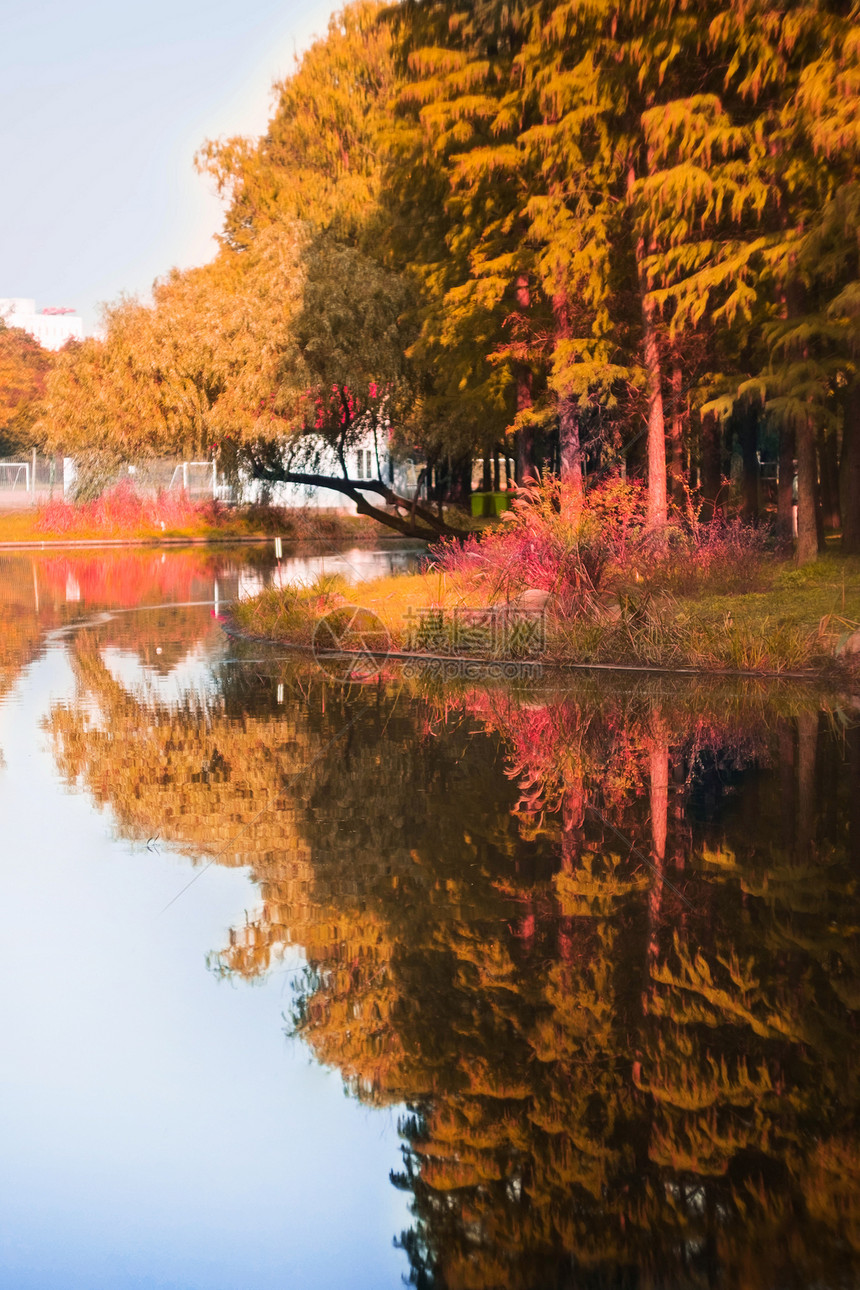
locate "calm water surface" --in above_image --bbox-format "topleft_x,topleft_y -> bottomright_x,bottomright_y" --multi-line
1,545 -> 858,1290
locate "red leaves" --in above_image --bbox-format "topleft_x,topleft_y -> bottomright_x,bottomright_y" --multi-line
35,481 -> 207,539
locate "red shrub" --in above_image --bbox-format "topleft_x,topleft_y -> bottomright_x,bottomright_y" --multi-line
436,474 -> 770,612
36,482 -> 206,537
435,476 -> 647,614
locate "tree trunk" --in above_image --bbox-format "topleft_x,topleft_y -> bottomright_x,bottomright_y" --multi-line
514,274 -> 537,485
782,267 -> 819,562
454,454 -> 472,504
516,427 -> 537,485
669,364 -> 685,505
777,421 -> 795,544
552,285 -> 584,511
558,394 -> 583,518
818,425 -> 840,532
687,415 -> 698,490
250,462 -> 469,540
737,405 -> 759,522
560,785 -> 585,880
641,305 -> 667,528
629,165 -> 667,529
650,739 -> 669,871
796,711 -> 818,857
848,722 -> 860,866
841,381 -> 860,552
778,719 -> 796,853
493,450 -> 500,492
648,732 -> 669,961
700,412 -> 723,521
796,415 -> 819,565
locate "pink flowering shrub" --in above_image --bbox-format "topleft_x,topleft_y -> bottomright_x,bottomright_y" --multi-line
435,476 -> 648,615
435,474 -> 770,615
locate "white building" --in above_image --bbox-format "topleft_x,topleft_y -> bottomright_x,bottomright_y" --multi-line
0,298 -> 83,350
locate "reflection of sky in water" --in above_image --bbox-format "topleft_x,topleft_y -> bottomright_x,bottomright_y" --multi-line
101,643 -> 219,706
237,544 -> 425,600
0,632 -> 410,1289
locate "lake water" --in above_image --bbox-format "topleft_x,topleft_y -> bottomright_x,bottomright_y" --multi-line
1,545 -> 858,1289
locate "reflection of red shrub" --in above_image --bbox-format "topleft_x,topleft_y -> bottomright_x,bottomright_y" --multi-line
446,687 -> 767,823
37,549 -> 219,609
36,482 -> 206,537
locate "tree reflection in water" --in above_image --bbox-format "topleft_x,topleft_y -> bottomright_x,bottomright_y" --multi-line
47,637 -> 860,1289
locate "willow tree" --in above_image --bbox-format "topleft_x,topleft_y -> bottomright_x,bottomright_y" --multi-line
196,3 -> 466,536
35,298 -> 178,494
36,222 -> 307,493
241,229 -> 469,540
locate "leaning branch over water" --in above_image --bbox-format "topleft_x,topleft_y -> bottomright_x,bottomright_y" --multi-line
248,462 -> 470,541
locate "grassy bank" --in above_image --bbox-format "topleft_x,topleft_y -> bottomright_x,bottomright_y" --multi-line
231,556 -> 860,675
231,481 -> 860,678
0,489 -> 393,546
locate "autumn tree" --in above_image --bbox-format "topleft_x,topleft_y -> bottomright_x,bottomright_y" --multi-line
36,222 -> 306,495
788,3 -> 860,553
384,1 -> 549,487
197,3 -> 467,535
0,321 -> 52,457
197,1 -> 395,251
37,0 -> 860,549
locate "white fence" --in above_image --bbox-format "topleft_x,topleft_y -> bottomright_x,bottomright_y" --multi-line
0,453 -> 62,504
0,452 -> 385,513
0,456 -> 223,504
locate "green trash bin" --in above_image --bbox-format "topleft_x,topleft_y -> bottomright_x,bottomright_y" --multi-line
471,491 -> 511,518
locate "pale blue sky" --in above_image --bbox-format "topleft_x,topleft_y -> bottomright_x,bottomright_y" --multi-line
1,0 -> 339,333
